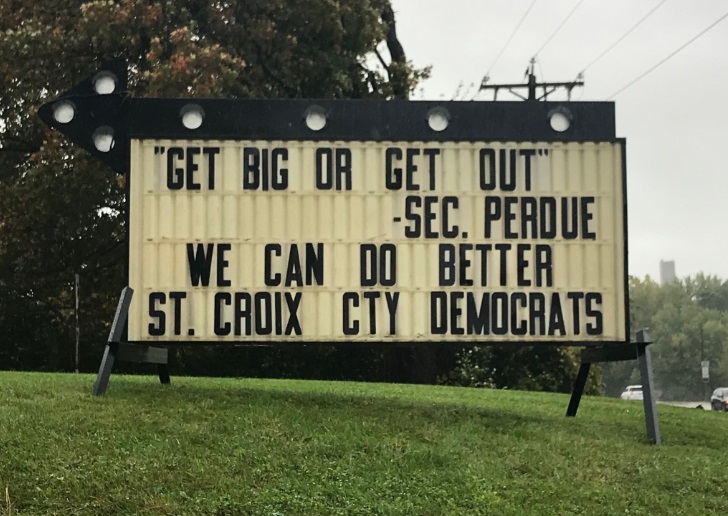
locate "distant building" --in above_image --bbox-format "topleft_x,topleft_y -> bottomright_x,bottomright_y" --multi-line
660,260 -> 676,285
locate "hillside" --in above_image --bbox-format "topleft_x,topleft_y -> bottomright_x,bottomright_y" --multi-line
1,372 -> 726,515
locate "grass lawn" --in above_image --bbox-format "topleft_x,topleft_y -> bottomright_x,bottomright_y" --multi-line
1,371 -> 727,515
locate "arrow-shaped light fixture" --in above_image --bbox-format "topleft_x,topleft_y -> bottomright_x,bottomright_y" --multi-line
39,61 -> 617,174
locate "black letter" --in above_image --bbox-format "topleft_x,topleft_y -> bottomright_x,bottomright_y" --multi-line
586,293 -> 603,335
343,292 -> 359,335
479,148 -> 496,190
491,293 -> 508,335
187,243 -> 214,287
517,244 -> 531,287
306,243 -> 324,285
459,244 -> 473,286
285,293 -> 303,335
529,293 -> 546,336
385,292 -> 399,335
511,293 -> 527,335
186,147 -> 201,190
404,196 -> 422,238
405,149 -> 420,190
234,293 -> 252,336
581,196 -> 596,239
380,244 -> 397,286
535,245 -> 553,287
272,148 -> 288,190
439,244 -> 455,286
442,196 -> 459,238
285,245 -> 303,286
214,293 -> 231,336
315,148 -> 333,190
203,147 -> 220,190
363,291 -> 380,334
475,244 -> 491,286
561,197 -> 579,239
335,149 -> 352,190
264,244 -> 282,286
450,292 -> 464,335
148,292 -> 166,336
217,243 -> 231,287
499,149 -> 517,191
504,196 -> 518,238
167,147 -> 184,190
423,148 -> 440,189
567,292 -> 584,335
243,148 -> 260,189
484,196 -> 501,238
467,293 -> 489,335
520,149 -> 536,191
540,197 -> 557,238
254,293 -> 272,335
169,291 -> 186,336
495,243 -> 511,286
521,196 -> 538,238
430,292 -> 447,334
548,293 -> 566,336
360,244 -> 377,286
385,147 -> 403,190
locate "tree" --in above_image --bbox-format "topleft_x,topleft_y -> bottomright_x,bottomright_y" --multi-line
0,0 -> 427,373
685,273 -> 728,312
602,275 -> 728,400
440,345 -> 602,394
445,274 -> 728,397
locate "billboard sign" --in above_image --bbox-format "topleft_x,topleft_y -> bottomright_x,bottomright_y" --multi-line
39,63 -> 628,346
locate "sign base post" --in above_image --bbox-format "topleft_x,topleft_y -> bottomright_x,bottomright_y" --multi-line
566,330 -> 661,445
93,287 -> 170,396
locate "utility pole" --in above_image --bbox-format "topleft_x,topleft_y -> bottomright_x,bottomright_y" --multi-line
700,326 -> 709,402
480,57 -> 584,101
75,273 -> 80,373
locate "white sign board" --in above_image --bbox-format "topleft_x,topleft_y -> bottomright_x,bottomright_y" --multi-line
127,139 -> 627,344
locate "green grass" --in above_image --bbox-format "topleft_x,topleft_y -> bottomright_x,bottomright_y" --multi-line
1,372 -> 727,515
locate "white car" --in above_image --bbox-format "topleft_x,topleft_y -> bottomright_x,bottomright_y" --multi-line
710,388 -> 728,411
620,385 -> 643,401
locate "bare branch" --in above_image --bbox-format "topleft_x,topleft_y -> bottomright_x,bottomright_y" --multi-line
374,48 -> 391,80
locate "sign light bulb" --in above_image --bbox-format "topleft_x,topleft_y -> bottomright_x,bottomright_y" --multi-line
427,108 -> 450,132
550,112 -> 571,132
53,101 -> 75,124
93,72 -> 117,95
92,126 -> 115,152
305,106 -> 327,131
181,105 -> 204,130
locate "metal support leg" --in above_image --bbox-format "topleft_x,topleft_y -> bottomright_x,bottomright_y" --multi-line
566,330 -> 661,445
566,362 -> 591,417
158,364 -> 171,385
92,287 -> 133,396
637,330 -> 661,445
92,342 -> 119,396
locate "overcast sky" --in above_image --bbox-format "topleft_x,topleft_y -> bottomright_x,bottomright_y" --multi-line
391,0 -> 728,281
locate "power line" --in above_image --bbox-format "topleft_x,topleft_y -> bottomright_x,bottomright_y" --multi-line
484,0 -> 539,80
609,9 -> 728,99
580,0 -> 668,73
534,0 -> 586,57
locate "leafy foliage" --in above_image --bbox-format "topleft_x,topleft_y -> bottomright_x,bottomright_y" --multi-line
440,345 -> 602,394
5,2 -> 726,400
602,274 -> 728,399
443,275 -> 728,397
0,0 -> 426,372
